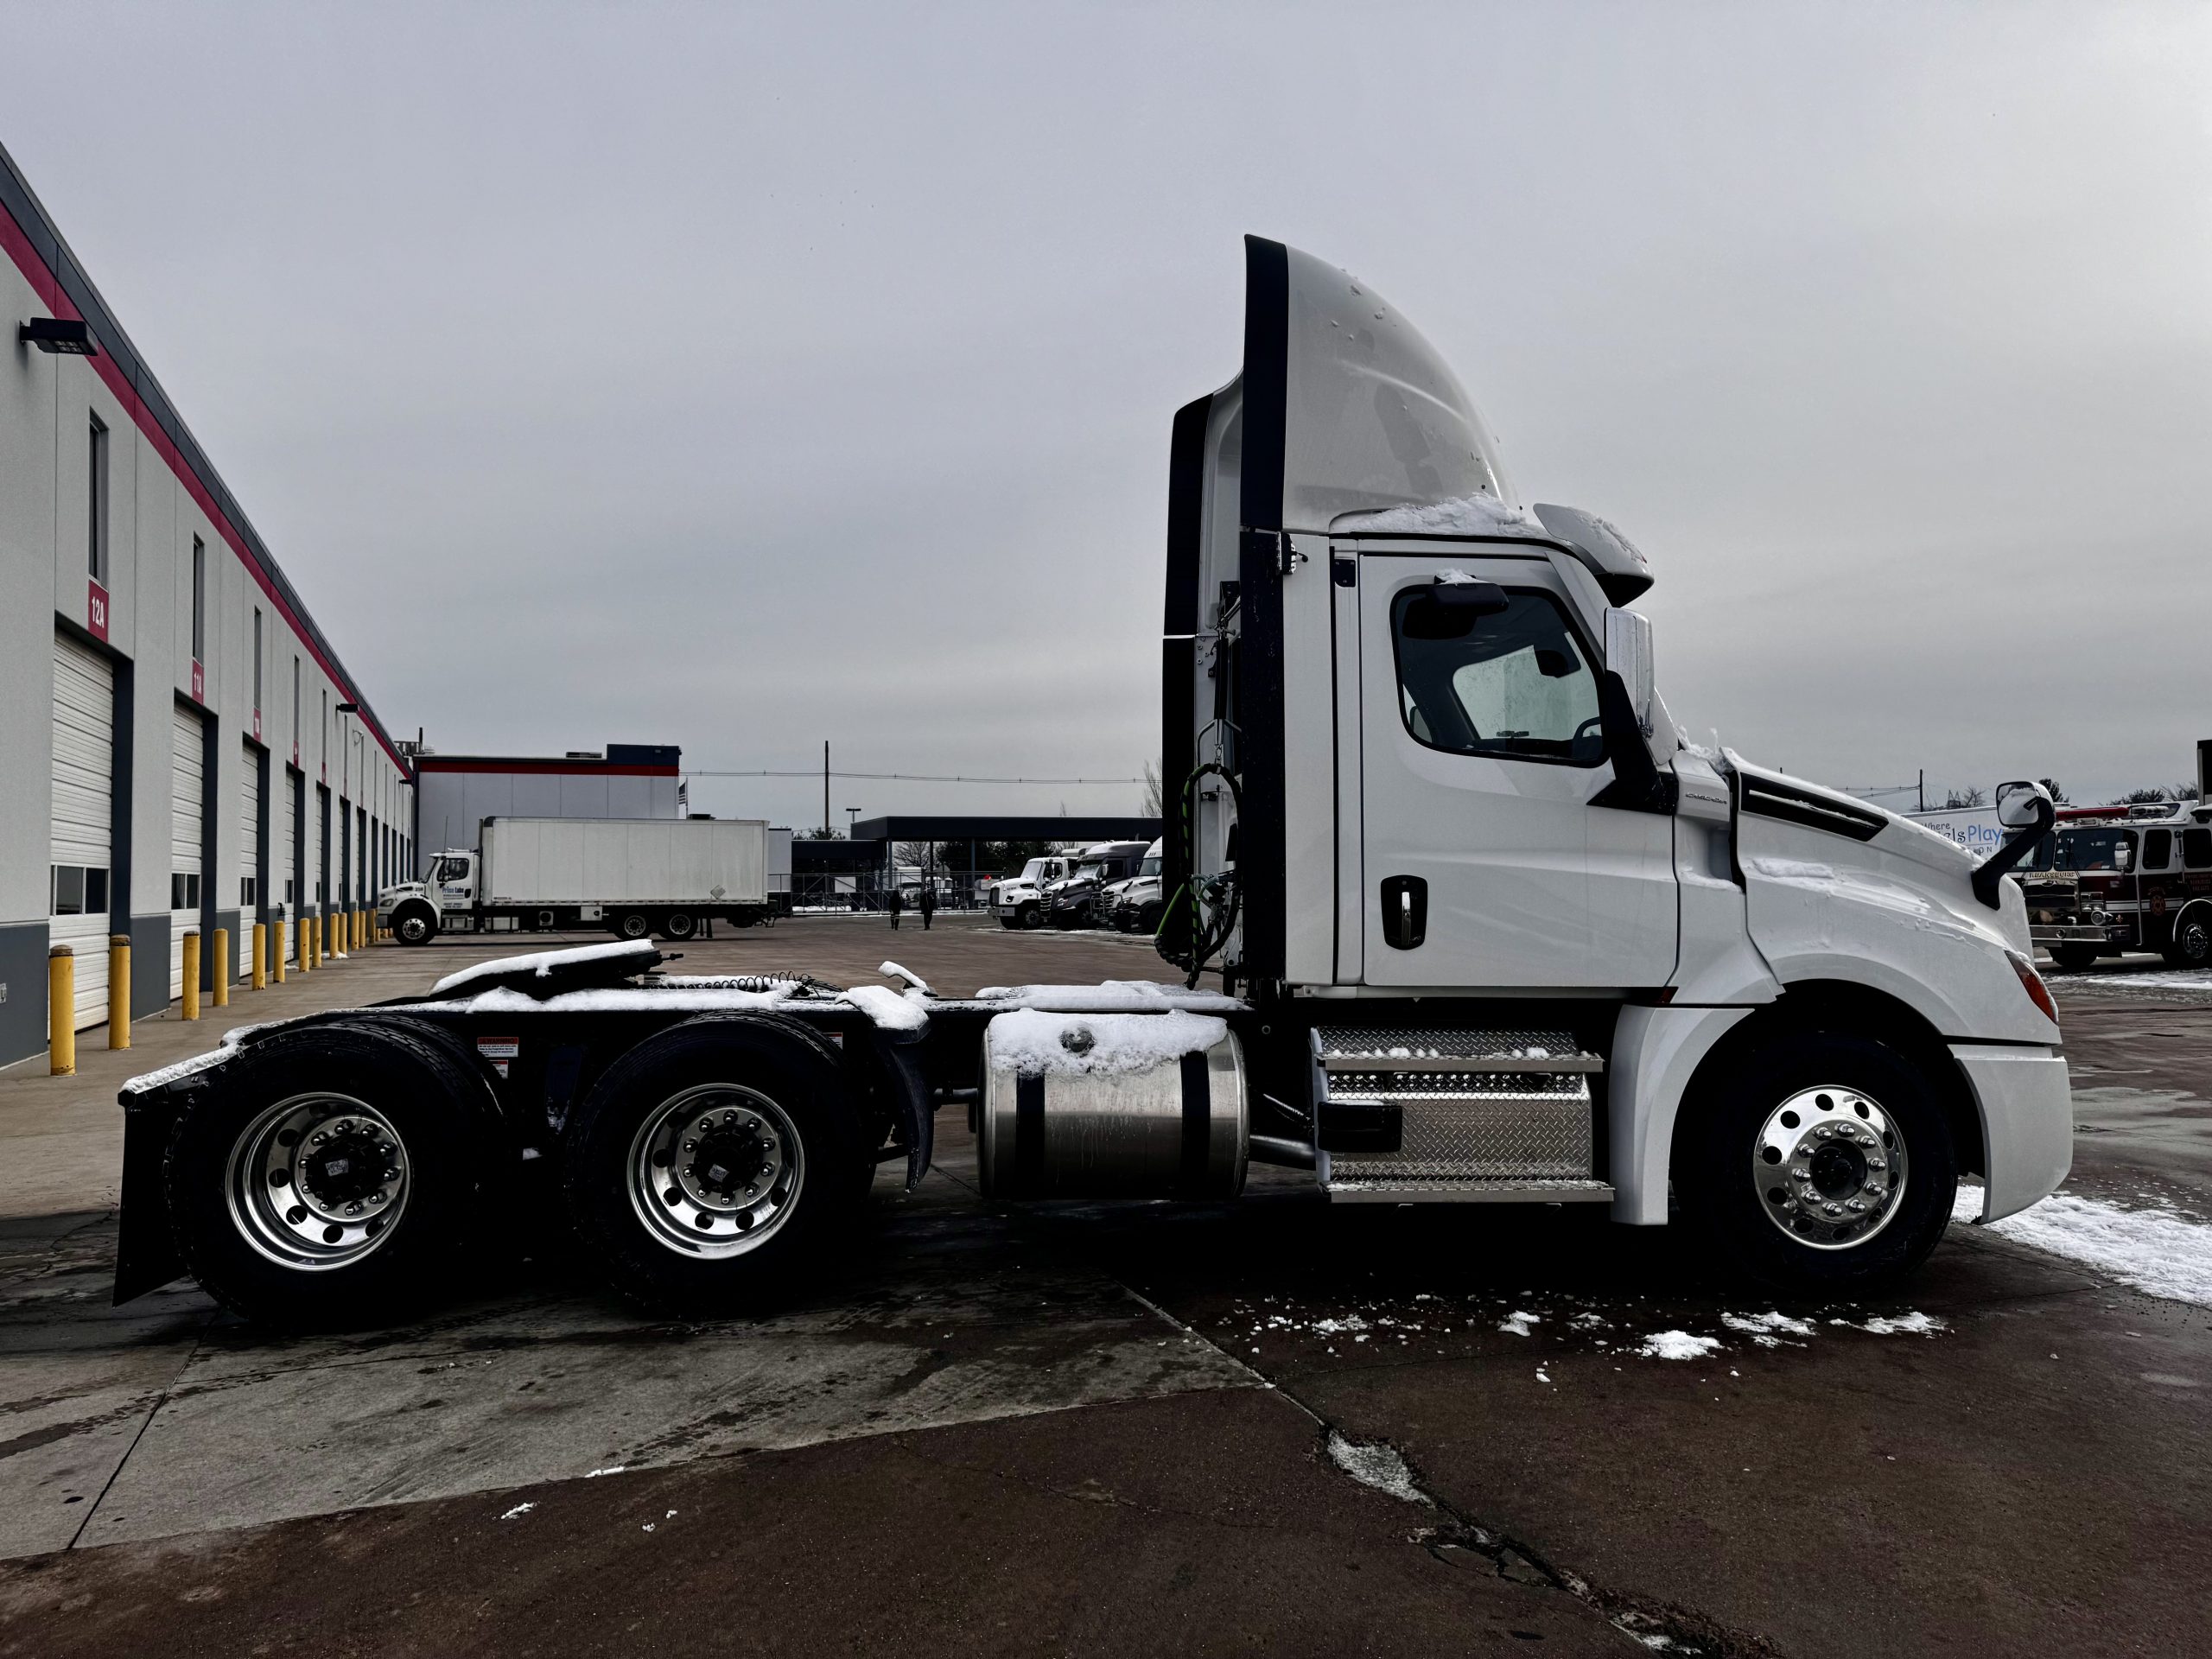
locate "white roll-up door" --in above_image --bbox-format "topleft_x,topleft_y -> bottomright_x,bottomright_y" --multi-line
171,704 -> 206,997
284,772 -> 301,960
51,633 -> 115,1029
239,743 -> 262,976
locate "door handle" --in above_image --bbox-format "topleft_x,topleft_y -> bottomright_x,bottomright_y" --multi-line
1380,875 -> 1427,950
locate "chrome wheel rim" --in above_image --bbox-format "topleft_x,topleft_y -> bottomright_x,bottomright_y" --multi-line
1751,1085 -> 1908,1250
397,913 -> 429,944
226,1092 -> 410,1269
627,1084 -> 804,1258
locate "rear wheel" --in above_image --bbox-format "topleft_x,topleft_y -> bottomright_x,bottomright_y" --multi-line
2049,944 -> 2099,972
165,1025 -> 495,1328
1677,1027 -> 1956,1294
2162,910 -> 2212,968
661,912 -> 697,941
563,1018 -> 868,1316
613,911 -> 652,941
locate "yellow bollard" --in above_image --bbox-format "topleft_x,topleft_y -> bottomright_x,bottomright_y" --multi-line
251,921 -> 267,990
181,930 -> 201,1021
109,933 -> 130,1049
213,927 -> 230,1007
272,918 -> 287,983
48,946 -> 74,1077
305,915 -> 317,971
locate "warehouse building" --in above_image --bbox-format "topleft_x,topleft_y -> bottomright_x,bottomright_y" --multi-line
412,744 -> 681,873
0,140 -> 414,1069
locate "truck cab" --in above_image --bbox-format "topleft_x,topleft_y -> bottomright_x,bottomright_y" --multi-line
377,850 -> 476,944
993,855 -> 1075,929
1155,237 -> 2071,1281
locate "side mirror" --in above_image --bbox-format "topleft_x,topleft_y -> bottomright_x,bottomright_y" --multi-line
1995,779 -> 2052,830
1603,607 -> 1654,737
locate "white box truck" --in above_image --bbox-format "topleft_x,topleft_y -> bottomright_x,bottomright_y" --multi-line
119,239 -> 2071,1331
376,818 -> 788,944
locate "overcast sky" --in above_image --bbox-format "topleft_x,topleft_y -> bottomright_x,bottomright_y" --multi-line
8,1 -> 2209,823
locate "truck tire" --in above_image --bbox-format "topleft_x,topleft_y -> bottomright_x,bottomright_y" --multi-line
391,901 -> 438,946
1675,1027 -> 1957,1294
2050,944 -> 2099,972
562,1017 -> 868,1316
1016,901 -> 1042,930
613,911 -> 652,941
163,1024 -> 496,1328
660,912 -> 698,941
2161,908 -> 2212,968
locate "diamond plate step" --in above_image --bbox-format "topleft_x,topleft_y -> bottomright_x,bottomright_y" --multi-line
1314,1026 -> 1602,1194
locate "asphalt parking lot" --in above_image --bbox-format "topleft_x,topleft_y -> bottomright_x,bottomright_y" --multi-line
0,918 -> 2205,1656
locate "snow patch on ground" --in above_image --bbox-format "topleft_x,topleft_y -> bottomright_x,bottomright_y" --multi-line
1847,1312 -> 1947,1337
1637,1331 -> 1725,1361
1325,1433 -> 1432,1505
988,1008 -> 1227,1077
2056,969 -> 2212,997
499,1502 -> 535,1521
1498,1310 -> 1541,1336
1333,493 -> 1540,537
1721,1311 -> 1815,1347
1958,1185 -> 2212,1306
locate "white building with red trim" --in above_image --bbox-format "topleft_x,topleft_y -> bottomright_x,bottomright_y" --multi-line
1,138 -> 415,1066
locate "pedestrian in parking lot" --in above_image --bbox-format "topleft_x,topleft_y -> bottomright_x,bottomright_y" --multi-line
887,887 -> 904,930
919,883 -> 935,931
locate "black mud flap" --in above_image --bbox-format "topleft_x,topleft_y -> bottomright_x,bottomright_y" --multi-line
113,1093 -> 187,1305
874,1036 -> 934,1190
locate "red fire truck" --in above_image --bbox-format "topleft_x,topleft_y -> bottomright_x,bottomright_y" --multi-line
2018,803 -> 2212,970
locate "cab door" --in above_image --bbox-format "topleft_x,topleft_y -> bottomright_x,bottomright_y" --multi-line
1357,551 -> 1676,988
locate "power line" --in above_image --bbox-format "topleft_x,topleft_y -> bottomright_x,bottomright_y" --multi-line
683,769 -> 1147,785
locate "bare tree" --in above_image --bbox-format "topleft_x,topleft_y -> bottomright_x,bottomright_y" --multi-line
1141,760 -> 1166,817
1942,785 -> 1986,810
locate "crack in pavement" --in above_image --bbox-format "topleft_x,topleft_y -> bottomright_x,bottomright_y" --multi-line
1112,1281 -> 1779,1656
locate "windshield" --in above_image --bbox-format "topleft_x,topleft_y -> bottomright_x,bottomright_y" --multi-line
2054,827 -> 2135,872
1075,862 -> 1104,880
1019,859 -> 1047,881
1139,856 -> 1161,878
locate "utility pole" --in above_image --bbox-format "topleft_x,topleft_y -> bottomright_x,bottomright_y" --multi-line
823,741 -> 830,838
1918,768 -> 1924,813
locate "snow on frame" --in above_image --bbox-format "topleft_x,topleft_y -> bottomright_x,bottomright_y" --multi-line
971,980 -> 1243,1014
429,940 -> 660,996
988,1008 -> 1228,1078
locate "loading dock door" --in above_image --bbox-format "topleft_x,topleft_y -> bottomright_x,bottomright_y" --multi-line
51,633 -> 115,1029
170,703 -> 207,997
284,772 -> 302,960
240,741 -> 262,976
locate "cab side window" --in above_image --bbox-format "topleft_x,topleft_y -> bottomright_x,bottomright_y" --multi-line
2144,829 -> 2173,870
2185,829 -> 2212,869
1390,588 -> 1604,766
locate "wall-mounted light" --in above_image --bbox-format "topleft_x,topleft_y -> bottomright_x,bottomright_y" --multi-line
18,317 -> 98,356
336,701 -> 359,714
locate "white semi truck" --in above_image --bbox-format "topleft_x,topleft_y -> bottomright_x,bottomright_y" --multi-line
115,239 -> 2069,1327
376,817 -> 789,944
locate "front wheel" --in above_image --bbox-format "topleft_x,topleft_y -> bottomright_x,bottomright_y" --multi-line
1016,902 -> 1042,930
391,903 -> 438,946
1677,1027 -> 1956,1294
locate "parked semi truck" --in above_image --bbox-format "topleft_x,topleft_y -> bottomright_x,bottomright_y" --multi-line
378,817 -> 790,944
114,239 -> 2070,1328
